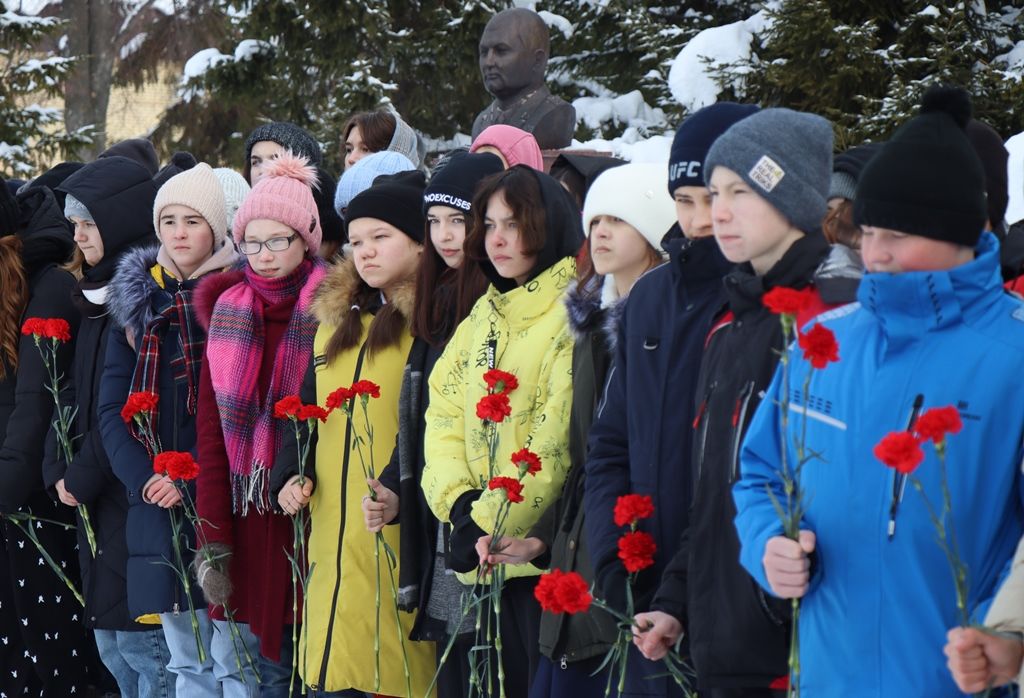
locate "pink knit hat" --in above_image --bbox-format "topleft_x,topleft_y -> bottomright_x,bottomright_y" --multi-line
470,125 -> 544,171
232,152 -> 322,255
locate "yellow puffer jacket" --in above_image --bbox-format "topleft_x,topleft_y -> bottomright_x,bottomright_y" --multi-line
301,260 -> 435,695
423,256 -> 576,584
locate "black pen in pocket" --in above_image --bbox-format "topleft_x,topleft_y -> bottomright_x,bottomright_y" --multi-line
888,393 -> 924,540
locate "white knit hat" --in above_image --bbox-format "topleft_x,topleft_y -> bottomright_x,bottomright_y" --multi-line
582,163 -> 677,257
153,163 -> 228,246
213,168 -> 251,234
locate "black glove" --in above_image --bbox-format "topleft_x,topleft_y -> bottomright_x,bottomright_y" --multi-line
446,489 -> 484,573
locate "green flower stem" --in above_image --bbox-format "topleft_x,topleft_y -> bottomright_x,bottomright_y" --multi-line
6,513 -> 84,606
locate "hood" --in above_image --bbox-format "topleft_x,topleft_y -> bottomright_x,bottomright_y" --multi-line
15,186 -> 74,274
480,166 -> 584,293
564,275 -> 626,353
107,244 -> 162,334
193,268 -> 247,330
57,155 -> 159,282
98,138 -> 159,176
311,256 -> 415,328
814,243 -> 863,305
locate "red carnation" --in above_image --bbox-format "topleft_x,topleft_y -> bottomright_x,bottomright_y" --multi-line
296,404 -> 329,423
534,569 -> 593,614
42,318 -> 71,342
914,406 -> 963,445
20,318 -> 46,336
351,380 -> 381,399
483,369 -> 519,395
873,431 -> 924,475
476,393 -> 512,423
763,287 -> 814,316
488,476 -> 524,504
613,494 -> 655,528
273,395 -> 303,419
121,391 -> 159,423
154,451 -> 200,481
325,386 -> 354,413
798,323 -> 840,369
618,530 -> 657,573
511,448 -> 542,477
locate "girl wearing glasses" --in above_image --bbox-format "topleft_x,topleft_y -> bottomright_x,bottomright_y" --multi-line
191,153 -> 328,696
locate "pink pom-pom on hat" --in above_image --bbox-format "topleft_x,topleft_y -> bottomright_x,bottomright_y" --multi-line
232,151 -> 322,255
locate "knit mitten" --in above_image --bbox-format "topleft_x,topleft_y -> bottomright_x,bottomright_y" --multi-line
193,542 -> 233,607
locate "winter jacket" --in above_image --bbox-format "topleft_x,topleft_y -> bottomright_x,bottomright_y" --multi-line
0,187 -> 78,514
670,234 -> 859,690
377,332 -> 453,642
422,255 -> 576,585
269,259 -> 436,694
734,231 -> 1024,697
193,265 -> 321,662
584,233 -> 732,610
41,156 -> 156,630
98,245 -> 215,619
532,277 -> 619,666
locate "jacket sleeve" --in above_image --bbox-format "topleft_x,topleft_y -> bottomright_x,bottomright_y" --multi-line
62,420 -> 117,507
985,535 -> 1024,632
650,527 -> 689,623
270,356 -> 319,500
0,271 -> 78,513
732,362 -> 793,595
583,301 -> 635,600
98,323 -> 156,501
469,329 -> 575,539
422,320 -> 473,523
195,349 -> 235,548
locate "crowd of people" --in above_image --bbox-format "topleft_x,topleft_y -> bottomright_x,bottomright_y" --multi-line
2,84 -> 1024,698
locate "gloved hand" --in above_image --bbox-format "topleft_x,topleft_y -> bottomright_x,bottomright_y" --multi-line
446,489 -> 485,573
193,542 -> 233,607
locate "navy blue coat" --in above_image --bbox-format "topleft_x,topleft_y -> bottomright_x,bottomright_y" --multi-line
583,232 -> 730,697
98,245 -> 204,618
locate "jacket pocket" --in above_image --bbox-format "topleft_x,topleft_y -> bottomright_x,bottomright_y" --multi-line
693,381 -> 716,482
730,381 -> 756,483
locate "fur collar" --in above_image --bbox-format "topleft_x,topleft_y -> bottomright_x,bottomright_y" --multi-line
311,256 -> 416,327
107,244 -> 162,335
564,277 -> 625,351
193,269 -> 247,330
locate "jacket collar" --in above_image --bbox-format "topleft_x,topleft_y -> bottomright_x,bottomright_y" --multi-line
668,232 -> 734,292
857,231 -> 1002,344
311,256 -> 415,327
487,256 -> 575,330
724,233 -> 831,318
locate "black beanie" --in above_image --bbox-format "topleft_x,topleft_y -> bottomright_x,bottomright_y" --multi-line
854,86 -> 987,247
346,170 -> 427,242
313,166 -> 345,244
422,151 -> 503,214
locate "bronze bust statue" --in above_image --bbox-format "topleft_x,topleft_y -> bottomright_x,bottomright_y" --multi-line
471,8 -> 576,150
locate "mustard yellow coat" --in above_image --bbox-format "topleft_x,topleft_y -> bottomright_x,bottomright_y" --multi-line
301,260 -> 435,695
423,257 -> 576,585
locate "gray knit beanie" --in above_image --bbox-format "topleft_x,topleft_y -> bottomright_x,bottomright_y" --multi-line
705,107 -> 833,233
63,193 -> 93,222
244,122 -> 323,167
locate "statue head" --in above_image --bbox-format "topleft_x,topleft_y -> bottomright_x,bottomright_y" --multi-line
478,8 -> 549,102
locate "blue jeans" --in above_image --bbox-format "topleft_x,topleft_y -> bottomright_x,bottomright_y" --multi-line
160,609 -> 260,697
94,627 -> 173,698
257,625 -> 303,698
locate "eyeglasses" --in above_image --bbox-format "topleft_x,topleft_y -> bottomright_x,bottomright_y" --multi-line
237,234 -> 298,256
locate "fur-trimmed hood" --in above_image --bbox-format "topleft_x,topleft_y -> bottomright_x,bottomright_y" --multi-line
106,244 -> 163,335
311,256 -> 415,327
564,276 -> 625,351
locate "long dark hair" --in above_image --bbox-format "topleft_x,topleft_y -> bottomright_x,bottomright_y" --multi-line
411,211 -> 488,344
464,168 -> 547,264
0,236 -> 28,379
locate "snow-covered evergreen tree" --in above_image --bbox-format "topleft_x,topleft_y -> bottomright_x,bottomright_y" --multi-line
0,1 -> 91,177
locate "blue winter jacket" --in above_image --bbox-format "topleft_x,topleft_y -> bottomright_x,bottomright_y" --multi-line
98,245 -> 204,619
734,232 -> 1024,697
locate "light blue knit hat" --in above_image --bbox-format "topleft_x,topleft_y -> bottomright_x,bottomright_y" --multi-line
334,150 -> 416,215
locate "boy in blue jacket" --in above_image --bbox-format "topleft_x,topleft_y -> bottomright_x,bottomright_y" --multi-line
733,87 -> 1024,697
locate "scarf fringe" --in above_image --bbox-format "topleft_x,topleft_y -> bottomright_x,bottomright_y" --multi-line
231,466 -> 272,516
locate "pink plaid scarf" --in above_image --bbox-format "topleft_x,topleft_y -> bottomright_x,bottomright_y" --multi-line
206,258 -> 326,514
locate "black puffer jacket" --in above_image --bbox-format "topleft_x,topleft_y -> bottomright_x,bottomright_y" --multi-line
655,234 -> 859,690
43,156 -> 157,629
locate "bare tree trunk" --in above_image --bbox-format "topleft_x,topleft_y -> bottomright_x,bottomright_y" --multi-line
62,0 -> 117,160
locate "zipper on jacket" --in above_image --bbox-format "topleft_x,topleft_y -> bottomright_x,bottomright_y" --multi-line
730,381 -> 756,482
694,382 -> 716,481
559,654 -> 568,670
318,342 -> 368,690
